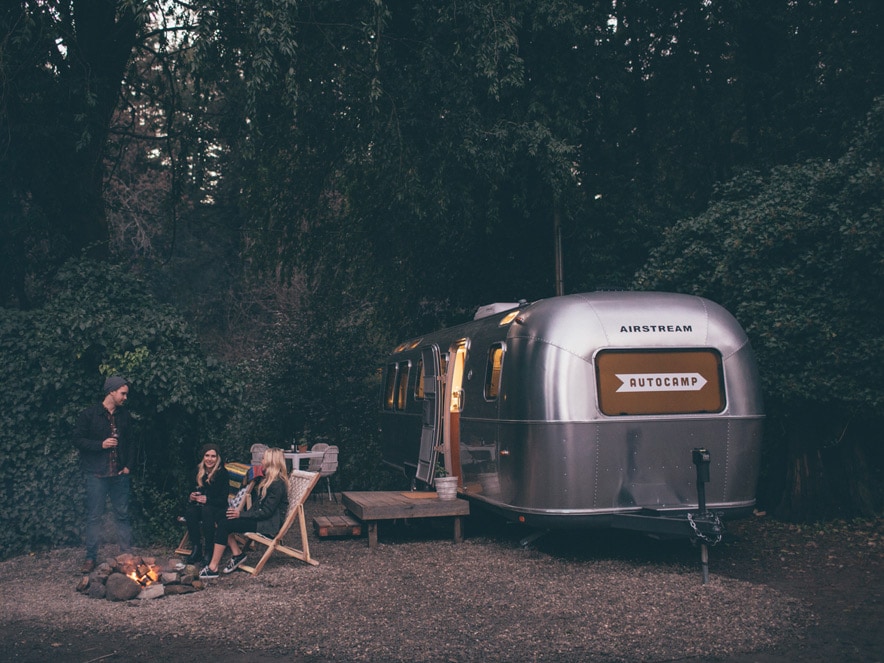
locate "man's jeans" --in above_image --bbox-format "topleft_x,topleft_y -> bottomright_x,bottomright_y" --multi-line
84,473 -> 133,560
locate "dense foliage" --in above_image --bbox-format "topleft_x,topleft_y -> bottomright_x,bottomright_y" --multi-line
1,1 -> 149,305
195,0 -> 884,328
257,294 -> 405,492
0,260 -> 240,558
635,99 -> 884,518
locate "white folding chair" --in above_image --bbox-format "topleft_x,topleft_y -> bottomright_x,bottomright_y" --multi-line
250,443 -> 268,465
307,443 -> 328,472
318,445 -> 339,502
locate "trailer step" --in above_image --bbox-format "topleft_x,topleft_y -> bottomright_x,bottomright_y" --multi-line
313,515 -> 363,538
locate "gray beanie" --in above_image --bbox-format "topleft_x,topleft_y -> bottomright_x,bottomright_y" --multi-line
103,376 -> 129,394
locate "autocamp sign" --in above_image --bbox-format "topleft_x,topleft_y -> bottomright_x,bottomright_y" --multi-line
595,350 -> 724,415
615,372 -> 708,392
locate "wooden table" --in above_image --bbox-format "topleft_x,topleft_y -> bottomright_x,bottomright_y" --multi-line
342,491 -> 470,550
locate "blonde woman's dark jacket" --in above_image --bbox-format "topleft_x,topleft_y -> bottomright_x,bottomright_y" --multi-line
240,477 -> 289,536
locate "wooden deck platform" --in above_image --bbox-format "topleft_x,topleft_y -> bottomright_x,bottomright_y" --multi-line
342,491 -> 470,550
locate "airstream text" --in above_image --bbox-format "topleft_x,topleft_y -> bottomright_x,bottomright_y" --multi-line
619,324 -> 693,332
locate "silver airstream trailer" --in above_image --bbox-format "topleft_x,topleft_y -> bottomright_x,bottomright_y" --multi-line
379,291 -> 763,540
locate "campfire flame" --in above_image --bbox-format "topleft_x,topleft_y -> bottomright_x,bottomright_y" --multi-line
127,566 -> 160,586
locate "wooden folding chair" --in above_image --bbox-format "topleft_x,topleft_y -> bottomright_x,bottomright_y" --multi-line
239,469 -> 321,575
175,519 -> 193,556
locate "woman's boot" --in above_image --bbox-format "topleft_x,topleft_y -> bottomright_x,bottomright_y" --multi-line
186,544 -> 203,564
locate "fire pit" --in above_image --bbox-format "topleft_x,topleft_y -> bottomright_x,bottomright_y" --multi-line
76,553 -> 205,601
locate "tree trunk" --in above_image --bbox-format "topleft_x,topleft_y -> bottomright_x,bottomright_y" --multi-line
775,408 -> 882,521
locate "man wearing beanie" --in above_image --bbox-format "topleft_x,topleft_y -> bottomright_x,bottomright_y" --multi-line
73,375 -> 134,573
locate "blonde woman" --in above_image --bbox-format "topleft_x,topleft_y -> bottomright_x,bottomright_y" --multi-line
183,444 -> 230,565
200,447 -> 289,578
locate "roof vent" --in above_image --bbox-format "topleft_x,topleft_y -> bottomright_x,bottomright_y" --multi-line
473,302 -> 522,320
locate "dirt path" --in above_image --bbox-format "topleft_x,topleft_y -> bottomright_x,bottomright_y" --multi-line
707,516 -> 884,662
1,500 -> 881,662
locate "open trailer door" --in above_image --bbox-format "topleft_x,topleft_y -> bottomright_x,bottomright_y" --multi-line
415,346 -> 443,484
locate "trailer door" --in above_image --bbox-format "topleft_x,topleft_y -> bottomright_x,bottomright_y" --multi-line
445,341 -> 467,485
415,346 -> 443,484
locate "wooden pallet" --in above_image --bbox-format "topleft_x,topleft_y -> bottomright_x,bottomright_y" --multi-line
313,514 -> 363,538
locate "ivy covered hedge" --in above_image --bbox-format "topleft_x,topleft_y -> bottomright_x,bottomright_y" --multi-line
0,260 -> 241,559
634,98 -> 884,519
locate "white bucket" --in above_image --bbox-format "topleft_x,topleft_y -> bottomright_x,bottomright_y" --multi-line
434,476 -> 458,500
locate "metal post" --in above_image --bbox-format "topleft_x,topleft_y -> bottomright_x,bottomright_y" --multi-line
692,448 -> 711,584
553,205 -> 564,297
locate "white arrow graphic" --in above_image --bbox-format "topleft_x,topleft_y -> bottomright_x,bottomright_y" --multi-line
615,373 -> 708,393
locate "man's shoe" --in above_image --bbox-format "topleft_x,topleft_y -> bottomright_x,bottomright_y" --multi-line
80,559 -> 96,574
199,565 -> 219,579
185,548 -> 203,564
223,553 -> 248,574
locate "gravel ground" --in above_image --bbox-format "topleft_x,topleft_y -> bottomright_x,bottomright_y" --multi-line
1,497 -> 881,662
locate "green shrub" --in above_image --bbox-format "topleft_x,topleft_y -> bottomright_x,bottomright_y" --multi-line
0,259 -> 240,559
634,99 -> 884,519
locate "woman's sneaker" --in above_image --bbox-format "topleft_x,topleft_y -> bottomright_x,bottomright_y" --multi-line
199,565 -> 219,579
223,553 -> 248,574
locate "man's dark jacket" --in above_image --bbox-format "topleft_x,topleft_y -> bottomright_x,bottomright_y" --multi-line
73,404 -> 134,475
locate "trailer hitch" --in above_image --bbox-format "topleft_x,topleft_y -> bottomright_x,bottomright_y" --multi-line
691,448 -> 723,584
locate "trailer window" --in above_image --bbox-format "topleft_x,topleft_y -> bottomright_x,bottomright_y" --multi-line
484,343 -> 504,400
383,363 -> 397,410
596,349 -> 725,416
396,361 -> 410,410
382,361 -> 411,411
414,358 -> 425,399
